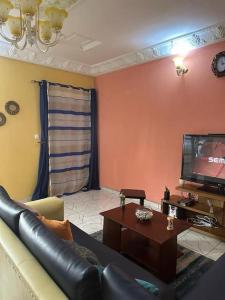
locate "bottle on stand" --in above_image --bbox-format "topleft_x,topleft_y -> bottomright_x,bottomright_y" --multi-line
120,193 -> 126,209
164,186 -> 170,200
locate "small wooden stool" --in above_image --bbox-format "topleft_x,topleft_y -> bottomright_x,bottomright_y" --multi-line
120,189 -> 146,206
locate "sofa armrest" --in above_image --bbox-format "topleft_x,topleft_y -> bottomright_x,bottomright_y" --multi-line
25,197 -> 64,221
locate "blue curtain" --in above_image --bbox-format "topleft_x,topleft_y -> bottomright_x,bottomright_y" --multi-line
32,81 -> 49,200
87,89 -> 100,190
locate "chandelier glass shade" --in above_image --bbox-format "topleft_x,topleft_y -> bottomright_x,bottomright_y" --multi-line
0,0 -> 73,52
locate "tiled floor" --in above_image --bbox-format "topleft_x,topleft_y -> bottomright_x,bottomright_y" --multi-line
63,188 -> 225,261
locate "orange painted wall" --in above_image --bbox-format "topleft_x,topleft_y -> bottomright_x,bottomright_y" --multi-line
96,41 -> 225,202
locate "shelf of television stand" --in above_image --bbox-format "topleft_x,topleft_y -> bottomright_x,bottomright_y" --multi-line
176,184 -> 225,202
161,195 -> 225,241
190,224 -> 225,241
162,195 -> 224,220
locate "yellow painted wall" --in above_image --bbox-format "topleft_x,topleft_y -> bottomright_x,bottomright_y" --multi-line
0,57 -> 94,201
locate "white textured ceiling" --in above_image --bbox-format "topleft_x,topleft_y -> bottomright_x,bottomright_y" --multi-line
51,0 -> 225,65
1,0 -> 225,75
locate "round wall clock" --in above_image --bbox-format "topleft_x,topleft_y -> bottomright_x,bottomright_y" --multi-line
5,101 -> 20,115
0,112 -> 6,126
212,51 -> 225,77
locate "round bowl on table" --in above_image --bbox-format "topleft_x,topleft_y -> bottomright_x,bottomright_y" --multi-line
135,208 -> 153,222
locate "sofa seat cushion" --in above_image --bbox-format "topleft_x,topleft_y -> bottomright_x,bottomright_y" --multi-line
69,223 -> 175,300
19,211 -> 101,300
102,264 -> 158,300
0,186 -> 27,234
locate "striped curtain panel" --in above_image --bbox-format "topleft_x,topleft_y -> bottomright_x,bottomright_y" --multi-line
48,83 -> 91,196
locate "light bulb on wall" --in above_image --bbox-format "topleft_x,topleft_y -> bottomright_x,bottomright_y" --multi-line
173,56 -> 188,76
171,40 -> 194,57
171,39 -> 193,76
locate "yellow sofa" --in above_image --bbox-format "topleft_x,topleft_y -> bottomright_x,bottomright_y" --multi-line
0,197 -> 68,300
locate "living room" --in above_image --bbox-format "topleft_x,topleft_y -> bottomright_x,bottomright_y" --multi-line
1,0 -> 225,300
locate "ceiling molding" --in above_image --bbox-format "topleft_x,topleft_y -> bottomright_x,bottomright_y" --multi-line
1,21 -> 225,77
0,41 -> 93,76
90,22 -> 225,76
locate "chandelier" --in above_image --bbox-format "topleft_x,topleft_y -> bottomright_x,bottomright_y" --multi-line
0,0 -> 75,52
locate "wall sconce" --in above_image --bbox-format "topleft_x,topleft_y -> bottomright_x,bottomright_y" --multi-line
173,56 -> 188,76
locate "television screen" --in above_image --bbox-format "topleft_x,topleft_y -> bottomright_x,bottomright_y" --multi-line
181,134 -> 225,187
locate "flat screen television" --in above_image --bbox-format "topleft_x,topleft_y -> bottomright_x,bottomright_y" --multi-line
181,134 -> 225,192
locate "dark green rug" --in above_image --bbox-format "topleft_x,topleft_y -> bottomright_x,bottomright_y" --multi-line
91,230 -> 214,300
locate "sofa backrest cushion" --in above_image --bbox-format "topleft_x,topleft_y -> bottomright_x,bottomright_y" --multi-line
19,211 -> 101,300
102,264 -> 158,300
0,186 -> 26,234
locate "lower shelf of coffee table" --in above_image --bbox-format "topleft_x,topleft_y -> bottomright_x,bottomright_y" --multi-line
121,229 -> 158,273
120,228 -> 177,282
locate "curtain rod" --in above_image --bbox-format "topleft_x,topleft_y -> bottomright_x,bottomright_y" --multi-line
31,80 -> 92,92
31,80 -> 41,83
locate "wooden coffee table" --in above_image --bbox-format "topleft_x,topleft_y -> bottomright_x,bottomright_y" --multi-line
100,203 -> 191,282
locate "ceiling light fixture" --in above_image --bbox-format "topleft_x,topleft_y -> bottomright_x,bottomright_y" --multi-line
0,0 -> 75,53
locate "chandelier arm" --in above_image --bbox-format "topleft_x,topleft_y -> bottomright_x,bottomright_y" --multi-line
35,33 -> 61,52
14,37 -> 27,50
34,38 -> 49,53
38,31 -> 61,47
34,31 -> 61,52
0,26 -> 18,43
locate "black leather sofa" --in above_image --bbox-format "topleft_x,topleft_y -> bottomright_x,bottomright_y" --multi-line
0,186 -> 174,300
2,186 -> 225,300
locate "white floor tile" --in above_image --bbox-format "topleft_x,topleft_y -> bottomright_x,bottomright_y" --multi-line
178,229 -> 190,239
178,229 -> 221,256
206,242 -> 225,261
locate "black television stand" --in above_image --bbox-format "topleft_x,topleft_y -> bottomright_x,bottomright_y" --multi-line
161,184 -> 225,241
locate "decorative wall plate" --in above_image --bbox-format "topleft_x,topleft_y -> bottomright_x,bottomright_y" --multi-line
0,112 -> 6,126
5,101 -> 20,115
